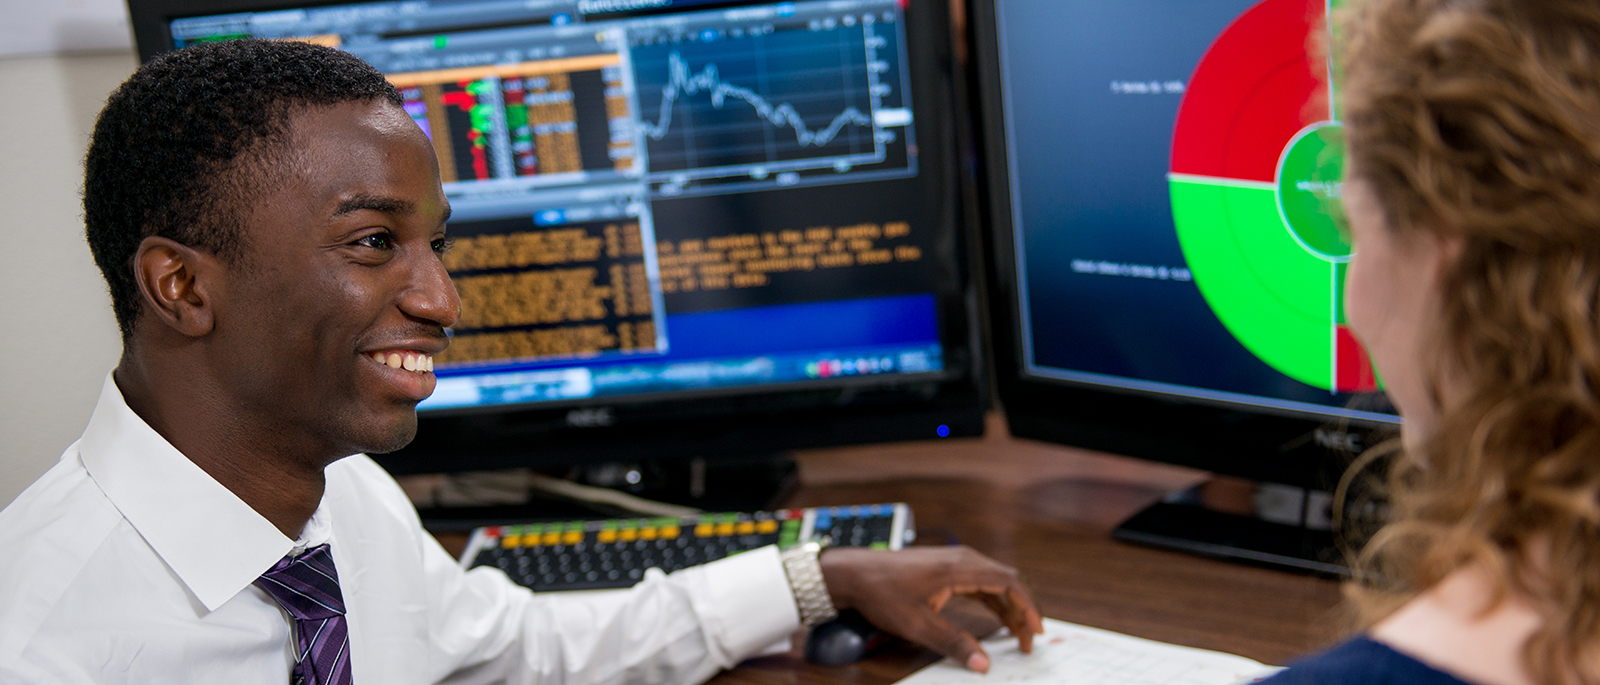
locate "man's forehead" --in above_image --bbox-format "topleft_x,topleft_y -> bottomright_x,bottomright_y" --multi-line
273,101 -> 447,222
284,98 -> 408,134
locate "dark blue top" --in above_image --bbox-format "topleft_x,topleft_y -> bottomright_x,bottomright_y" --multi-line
1259,636 -> 1471,684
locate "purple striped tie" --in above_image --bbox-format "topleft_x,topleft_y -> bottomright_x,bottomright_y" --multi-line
255,544 -> 352,685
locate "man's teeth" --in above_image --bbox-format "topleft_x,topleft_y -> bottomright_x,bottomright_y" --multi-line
370,352 -> 434,373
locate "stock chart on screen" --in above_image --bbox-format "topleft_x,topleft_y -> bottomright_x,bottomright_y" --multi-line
629,11 -> 913,194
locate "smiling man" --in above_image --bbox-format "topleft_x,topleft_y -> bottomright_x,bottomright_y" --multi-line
0,40 -> 1040,684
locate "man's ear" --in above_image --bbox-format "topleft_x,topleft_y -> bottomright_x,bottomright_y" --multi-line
133,236 -> 220,338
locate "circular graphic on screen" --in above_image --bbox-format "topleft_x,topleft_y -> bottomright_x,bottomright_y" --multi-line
1167,0 -> 1378,393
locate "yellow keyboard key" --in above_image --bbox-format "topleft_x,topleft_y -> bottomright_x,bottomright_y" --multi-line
695,524 -> 715,537
562,531 -> 583,545
716,522 -> 735,536
501,534 -> 520,549
542,532 -> 561,546
661,525 -> 681,539
736,521 -> 756,535
620,528 -> 638,542
757,520 -> 778,534
598,529 -> 617,544
640,527 -> 658,540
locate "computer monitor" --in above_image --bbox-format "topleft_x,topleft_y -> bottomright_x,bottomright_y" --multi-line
967,0 -> 1396,573
126,0 -> 983,506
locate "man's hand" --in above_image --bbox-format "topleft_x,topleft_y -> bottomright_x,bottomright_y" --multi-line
818,546 -> 1044,673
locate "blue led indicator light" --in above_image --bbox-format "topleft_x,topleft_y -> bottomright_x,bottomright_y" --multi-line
936,424 -> 950,438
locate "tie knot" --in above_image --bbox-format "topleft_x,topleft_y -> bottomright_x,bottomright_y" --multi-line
255,544 -> 346,621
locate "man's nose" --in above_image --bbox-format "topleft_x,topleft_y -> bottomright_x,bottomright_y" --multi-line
399,248 -> 461,329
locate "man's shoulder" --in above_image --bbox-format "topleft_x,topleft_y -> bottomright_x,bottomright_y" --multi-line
324,453 -> 427,529
0,444 -> 123,551
0,446 -> 125,655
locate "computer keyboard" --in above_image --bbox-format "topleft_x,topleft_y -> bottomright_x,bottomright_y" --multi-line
459,503 -> 914,592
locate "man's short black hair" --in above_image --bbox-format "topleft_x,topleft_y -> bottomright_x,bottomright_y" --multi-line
84,39 -> 405,341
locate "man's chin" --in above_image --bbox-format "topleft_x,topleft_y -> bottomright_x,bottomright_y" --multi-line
355,413 -> 420,456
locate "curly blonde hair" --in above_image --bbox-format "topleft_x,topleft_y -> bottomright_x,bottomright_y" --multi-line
1337,0 -> 1600,681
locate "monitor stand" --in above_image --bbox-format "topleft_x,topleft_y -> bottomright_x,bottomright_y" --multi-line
414,453 -> 799,532
1111,477 -> 1352,577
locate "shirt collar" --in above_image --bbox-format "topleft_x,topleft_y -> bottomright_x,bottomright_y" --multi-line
78,372 -> 298,612
292,503 -> 334,556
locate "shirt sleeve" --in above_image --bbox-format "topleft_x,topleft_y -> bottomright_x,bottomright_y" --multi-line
417,524 -> 802,685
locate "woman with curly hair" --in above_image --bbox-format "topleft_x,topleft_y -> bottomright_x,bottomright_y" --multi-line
1263,0 -> 1600,683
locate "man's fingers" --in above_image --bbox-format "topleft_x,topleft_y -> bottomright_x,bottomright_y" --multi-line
971,591 -> 1035,654
940,553 -> 1044,631
904,609 -> 992,673
974,593 -> 1031,653
1008,586 -> 1045,636
941,549 -> 1032,589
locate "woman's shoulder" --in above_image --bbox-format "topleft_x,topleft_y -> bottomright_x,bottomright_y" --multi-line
1258,636 -> 1472,685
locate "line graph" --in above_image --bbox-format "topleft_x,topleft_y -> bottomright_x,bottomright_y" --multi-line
628,15 -> 914,188
640,51 -> 873,149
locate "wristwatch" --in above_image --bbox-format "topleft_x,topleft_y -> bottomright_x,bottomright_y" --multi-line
780,541 -> 840,627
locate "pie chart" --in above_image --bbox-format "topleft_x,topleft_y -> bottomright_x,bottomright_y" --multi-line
1168,0 -> 1378,393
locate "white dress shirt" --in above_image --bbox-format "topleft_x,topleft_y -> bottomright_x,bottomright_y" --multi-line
0,374 -> 801,684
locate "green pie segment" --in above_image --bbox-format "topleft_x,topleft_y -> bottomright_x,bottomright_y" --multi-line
1277,123 -> 1353,260
1170,178 -> 1335,390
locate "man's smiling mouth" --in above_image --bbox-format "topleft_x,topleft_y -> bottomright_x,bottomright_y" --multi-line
368,351 -> 435,374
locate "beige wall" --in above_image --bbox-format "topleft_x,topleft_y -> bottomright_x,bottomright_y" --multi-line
0,50 -> 136,507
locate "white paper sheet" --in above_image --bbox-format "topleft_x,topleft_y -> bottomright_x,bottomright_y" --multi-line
895,618 -> 1284,685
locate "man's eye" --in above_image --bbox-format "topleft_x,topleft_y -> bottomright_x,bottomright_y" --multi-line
432,236 -> 456,254
356,233 -> 394,250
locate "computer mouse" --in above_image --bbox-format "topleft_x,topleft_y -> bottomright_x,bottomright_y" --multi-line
804,610 -> 883,666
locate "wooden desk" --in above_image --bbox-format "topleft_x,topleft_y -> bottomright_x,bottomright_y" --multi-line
713,414 -> 1345,685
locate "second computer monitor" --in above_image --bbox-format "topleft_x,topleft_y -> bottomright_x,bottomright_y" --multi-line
971,0 -> 1397,488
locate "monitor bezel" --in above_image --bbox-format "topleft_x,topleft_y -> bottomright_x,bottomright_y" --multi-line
963,0 -> 1393,491
124,0 -> 990,472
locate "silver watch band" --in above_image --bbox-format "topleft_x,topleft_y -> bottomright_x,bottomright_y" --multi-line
780,541 -> 839,627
